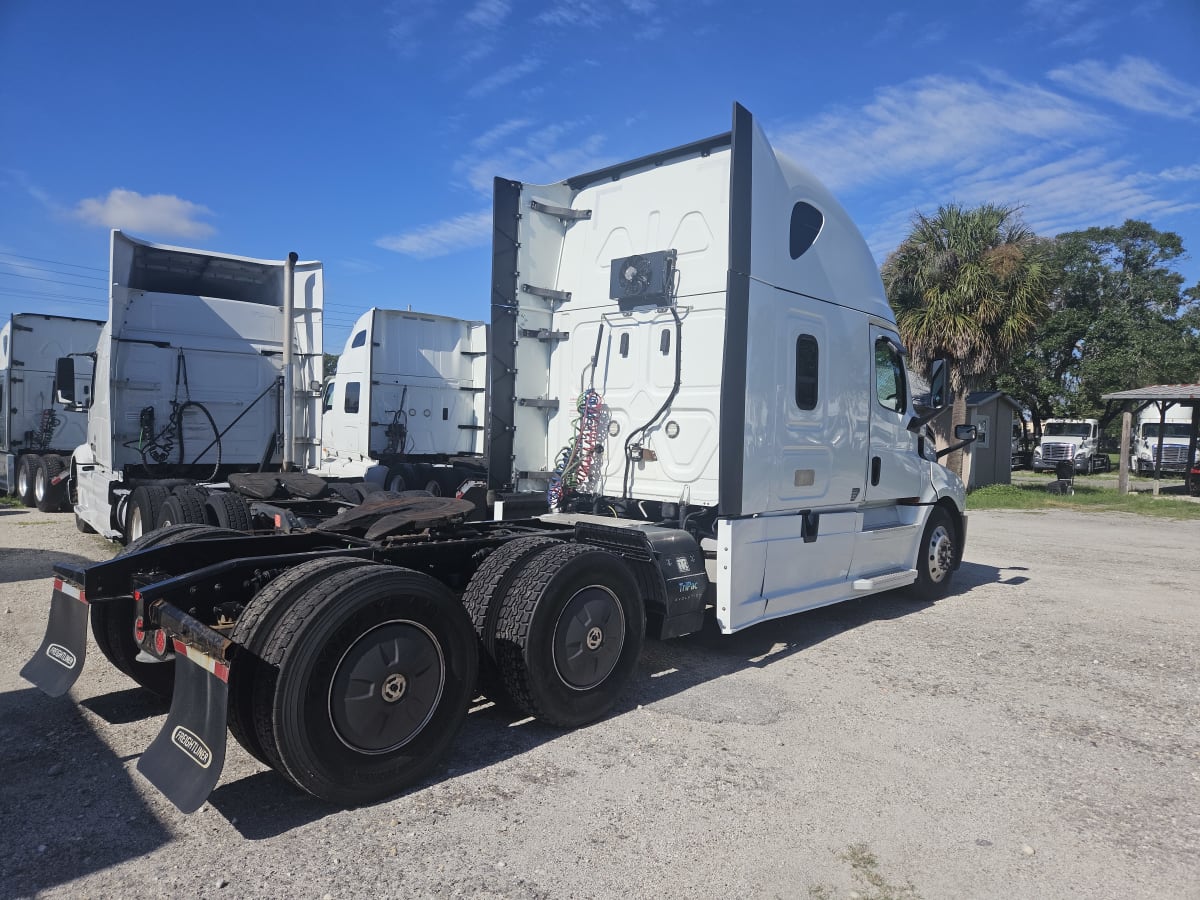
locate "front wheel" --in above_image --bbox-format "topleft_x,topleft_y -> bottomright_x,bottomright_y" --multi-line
910,506 -> 958,602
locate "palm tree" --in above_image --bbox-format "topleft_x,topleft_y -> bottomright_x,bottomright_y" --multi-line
882,203 -> 1051,477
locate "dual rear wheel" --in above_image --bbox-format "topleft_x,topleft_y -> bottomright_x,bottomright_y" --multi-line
230,540 -> 645,805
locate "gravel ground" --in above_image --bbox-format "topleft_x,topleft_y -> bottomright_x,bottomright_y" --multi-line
1,504 -> 1197,899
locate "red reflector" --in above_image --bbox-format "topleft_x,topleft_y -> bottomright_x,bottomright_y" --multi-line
134,616 -> 145,643
274,514 -> 282,527
53,577 -> 63,591
154,629 -> 167,655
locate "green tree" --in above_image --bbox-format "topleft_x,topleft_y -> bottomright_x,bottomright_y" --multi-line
882,203 -> 1051,475
323,353 -> 339,378
995,221 -> 1200,434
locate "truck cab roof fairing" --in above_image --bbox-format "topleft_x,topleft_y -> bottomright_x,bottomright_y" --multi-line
109,230 -> 323,307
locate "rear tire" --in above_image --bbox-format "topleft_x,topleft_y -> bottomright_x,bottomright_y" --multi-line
16,455 -> 37,506
493,543 -> 644,728
125,485 -> 169,543
258,565 -> 478,805
34,455 -> 68,512
205,491 -> 254,532
461,536 -> 565,706
91,524 -> 243,698
228,556 -> 376,766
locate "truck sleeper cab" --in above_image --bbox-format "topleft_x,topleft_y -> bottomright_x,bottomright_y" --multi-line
0,313 -> 103,512
23,103 -> 971,813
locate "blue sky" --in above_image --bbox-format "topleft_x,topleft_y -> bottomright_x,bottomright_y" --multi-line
2,0 -> 1198,354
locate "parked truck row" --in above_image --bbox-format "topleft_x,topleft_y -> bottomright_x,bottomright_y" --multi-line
15,232 -> 488,543
23,103 -> 976,813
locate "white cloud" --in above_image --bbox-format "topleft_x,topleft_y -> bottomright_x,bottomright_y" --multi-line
535,0 -> 608,27
1048,57 -> 1200,119
455,119 -> 614,194
71,189 -> 215,238
772,73 -> 1109,192
1159,164 -> 1200,182
471,117 -> 533,151
375,210 -> 492,258
386,0 -> 439,58
467,58 -> 542,98
464,0 -> 510,29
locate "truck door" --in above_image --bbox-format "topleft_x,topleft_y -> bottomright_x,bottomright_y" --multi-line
865,325 -> 924,504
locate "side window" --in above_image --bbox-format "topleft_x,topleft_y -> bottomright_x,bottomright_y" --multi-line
322,381 -> 335,413
350,330 -> 367,349
874,338 -> 907,414
344,381 -> 360,414
794,334 -> 818,410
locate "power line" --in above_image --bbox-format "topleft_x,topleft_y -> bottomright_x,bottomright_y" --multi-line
0,252 -> 107,273
0,271 -> 107,292
0,258 -> 107,282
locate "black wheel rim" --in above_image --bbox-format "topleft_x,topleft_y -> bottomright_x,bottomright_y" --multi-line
328,620 -> 445,754
552,585 -> 625,690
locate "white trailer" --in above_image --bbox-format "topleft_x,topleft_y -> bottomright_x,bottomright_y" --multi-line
58,231 -> 324,542
1132,404 -> 1195,475
25,104 -> 975,813
1,313 -> 103,511
315,307 -> 487,494
1032,418 -> 1110,474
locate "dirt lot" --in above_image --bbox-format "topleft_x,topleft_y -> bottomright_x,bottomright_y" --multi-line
1,505 -> 1197,899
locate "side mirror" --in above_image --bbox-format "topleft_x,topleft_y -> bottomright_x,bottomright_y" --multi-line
955,424 -> 977,442
927,359 -> 947,410
54,357 -> 76,405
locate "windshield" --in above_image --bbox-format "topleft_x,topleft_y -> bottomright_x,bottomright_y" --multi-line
1045,422 -> 1092,438
1142,423 -> 1191,439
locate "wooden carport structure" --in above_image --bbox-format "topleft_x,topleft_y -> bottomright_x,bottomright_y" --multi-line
1101,384 -> 1200,495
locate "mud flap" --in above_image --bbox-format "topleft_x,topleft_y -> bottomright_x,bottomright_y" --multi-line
20,578 -> 89,698
137,640 -> 229,813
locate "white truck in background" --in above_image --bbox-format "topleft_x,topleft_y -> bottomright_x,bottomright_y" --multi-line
1031,418 -> 1110,474
316,307 -> 487,495
25,103 -> 976,814
56,231 -> 325,542
1132,404 -> 1195,475
1,313 -> 103,512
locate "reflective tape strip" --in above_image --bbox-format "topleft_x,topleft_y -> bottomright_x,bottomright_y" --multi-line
171,639 -> 231,683
53,577 -> 87,604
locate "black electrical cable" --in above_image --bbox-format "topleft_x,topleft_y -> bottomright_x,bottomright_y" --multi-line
622,302 -> 683,499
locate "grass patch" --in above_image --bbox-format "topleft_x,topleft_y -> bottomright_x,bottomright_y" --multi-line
0,494 -> 23,508
968,481 -> 1200,519
808,843 -> 921,900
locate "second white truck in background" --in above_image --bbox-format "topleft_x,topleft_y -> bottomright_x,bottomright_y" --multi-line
1031,418 -> 1110,474
316,307 -> 487,495
1132,404 -> 1196,476
58,231 -> 325,542
1,313 -> 103,512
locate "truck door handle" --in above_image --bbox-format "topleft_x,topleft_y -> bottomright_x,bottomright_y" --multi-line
871,456 -> 881,486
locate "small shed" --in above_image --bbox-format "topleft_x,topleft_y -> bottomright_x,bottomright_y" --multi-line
961,391 -> 1023,489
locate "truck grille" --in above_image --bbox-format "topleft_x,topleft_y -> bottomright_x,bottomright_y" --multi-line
1041,442 -> 1074,462
1154,445 -> 1189,470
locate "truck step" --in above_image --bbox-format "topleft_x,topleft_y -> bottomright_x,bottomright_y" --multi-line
852,569 -> 917,592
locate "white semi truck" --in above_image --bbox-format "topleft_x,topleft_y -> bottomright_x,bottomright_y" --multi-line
1031,418 -> 1110,474
1,313 -> 103,512
24,103 -> 974,814
56,231 -> 324,542
1132,404 -> 1195,476
315,306 -> 487,495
